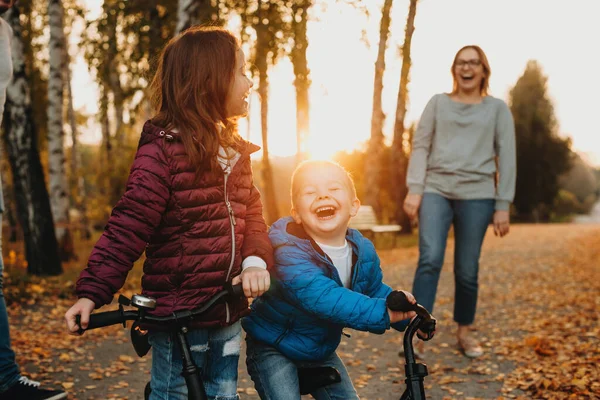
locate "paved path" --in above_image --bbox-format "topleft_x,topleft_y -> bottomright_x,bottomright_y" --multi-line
15,223 -> 600,399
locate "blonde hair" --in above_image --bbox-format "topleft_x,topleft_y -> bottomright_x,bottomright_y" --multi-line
451,45 -> 491,96
290,160 -> 357,208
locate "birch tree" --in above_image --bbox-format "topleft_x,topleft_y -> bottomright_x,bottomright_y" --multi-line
391,0 -> 417,233
290,0 -> 312,164
3,5 -> 62,275
364,0 -> 393,217
47,0 -> 75,260
176,0 -> 220,34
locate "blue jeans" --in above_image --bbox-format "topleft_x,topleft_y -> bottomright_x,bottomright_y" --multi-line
245,335 -> 359,400
412,193 -> 494,325
148,321 -> 242,400
0,212 -> 21,393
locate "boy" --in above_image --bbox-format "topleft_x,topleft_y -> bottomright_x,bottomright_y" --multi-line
242,160 -> 416,400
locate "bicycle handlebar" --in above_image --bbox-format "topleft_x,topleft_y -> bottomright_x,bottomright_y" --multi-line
76,283 -> 244,334
386,290 -> 436,337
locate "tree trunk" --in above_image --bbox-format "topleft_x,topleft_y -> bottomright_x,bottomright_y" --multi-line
176,0 -> 220,34
4,6 -> 62,275
290,0 -> 311,165
255,24 -> 279,226
391,0 -> 417,234
47,0 -> 75,260
102,3 -> 125,147
65,53 -> 91,240
365,0 -> 393,217
98,84 -> 112,222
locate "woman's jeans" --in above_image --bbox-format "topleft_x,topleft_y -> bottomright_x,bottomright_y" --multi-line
148,321 -> 242,400
0,212 -> 21,393
412,193 -> 495,325
245,335 -> 359,400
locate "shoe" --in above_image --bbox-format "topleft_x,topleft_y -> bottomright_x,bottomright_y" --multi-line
457,334 -> 483,358
0,377 -> 67,400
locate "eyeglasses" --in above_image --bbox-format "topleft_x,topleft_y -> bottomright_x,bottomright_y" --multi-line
455,59 -> 482,68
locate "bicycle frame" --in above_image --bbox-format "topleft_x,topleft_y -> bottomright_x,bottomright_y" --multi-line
386,290 -> 436,400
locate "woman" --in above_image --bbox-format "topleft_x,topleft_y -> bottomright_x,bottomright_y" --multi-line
403,45 -> 516,358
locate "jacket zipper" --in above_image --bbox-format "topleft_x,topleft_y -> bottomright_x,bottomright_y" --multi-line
224,160 -> 236,323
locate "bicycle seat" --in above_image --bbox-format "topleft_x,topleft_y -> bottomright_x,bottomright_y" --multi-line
297,366 -> 341,395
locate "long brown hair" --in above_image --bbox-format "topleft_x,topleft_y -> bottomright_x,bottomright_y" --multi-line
150,26 -> 242,173
451,45 -> 491,96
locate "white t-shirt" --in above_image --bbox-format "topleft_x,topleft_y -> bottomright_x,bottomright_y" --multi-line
317,240 -> 353,288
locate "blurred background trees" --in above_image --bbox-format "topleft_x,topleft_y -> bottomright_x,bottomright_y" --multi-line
1,0 -> 598,274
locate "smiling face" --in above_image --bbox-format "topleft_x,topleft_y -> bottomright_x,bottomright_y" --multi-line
225,49 -> 253,118
452,46 -> 490,96
291,162 -> 360,246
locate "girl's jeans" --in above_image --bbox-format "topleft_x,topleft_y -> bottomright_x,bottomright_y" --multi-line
412,193 -> 495,325
148,320 -> 242,400
245,335 -> 359,400
0,212 -> 21,393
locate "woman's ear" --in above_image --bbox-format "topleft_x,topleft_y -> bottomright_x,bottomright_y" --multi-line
350,198 -> 361,217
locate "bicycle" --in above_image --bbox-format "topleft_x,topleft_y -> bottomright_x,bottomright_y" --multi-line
386,290 -> 437,400
75,284 -> 342,399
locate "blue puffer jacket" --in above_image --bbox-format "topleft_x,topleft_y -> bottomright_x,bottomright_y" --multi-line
242,216 -> 402,362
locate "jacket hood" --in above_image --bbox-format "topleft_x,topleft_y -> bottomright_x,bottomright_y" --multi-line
269,216 -> 365,259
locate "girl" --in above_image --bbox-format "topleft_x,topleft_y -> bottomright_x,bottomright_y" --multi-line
64,26 -> 273,400
403,45 -> 516,358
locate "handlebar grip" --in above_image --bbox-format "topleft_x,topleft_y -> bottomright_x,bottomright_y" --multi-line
386,290 -> 417,312
228,283 -> 244,298
75,310 -> 125,333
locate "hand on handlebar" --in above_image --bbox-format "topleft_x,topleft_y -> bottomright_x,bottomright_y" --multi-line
232,267 -> 270,299
387,290 -> 417,323
65,298 -> 95,336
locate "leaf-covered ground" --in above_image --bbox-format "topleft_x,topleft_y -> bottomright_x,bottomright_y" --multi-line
3,223 -> 599,399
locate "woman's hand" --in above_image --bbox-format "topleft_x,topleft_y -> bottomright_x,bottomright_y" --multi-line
65,298 -> 96,335
403,194 -> 423,222
493,210 -> 510,237
233,267 -> 271,298
387,290 -> 417,323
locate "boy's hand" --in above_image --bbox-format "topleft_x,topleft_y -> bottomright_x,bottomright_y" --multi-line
387,290 -> 417,323
65,298 -> 96,335
233,267 -> 270,298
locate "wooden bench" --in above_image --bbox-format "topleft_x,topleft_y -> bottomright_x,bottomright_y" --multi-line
349,205 -> 401,249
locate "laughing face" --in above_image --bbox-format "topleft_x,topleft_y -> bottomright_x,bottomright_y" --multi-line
291,163 -> 360,246
225,48 -> 253,118
453,47 -> 486,95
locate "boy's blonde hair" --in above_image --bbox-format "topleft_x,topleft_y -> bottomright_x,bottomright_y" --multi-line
290,160 -> 357,208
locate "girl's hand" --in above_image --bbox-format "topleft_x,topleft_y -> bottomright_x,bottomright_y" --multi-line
387,290 -> 417,323
65,298 -> 96,335
233,267 -> 270,298
493,210 -> 510,237
403,194 -> 423,221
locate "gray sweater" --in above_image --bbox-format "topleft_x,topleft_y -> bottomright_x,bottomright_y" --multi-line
406,93 -> 516,211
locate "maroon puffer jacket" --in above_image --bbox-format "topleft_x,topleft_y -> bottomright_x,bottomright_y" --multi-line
76,120 -> 274,328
